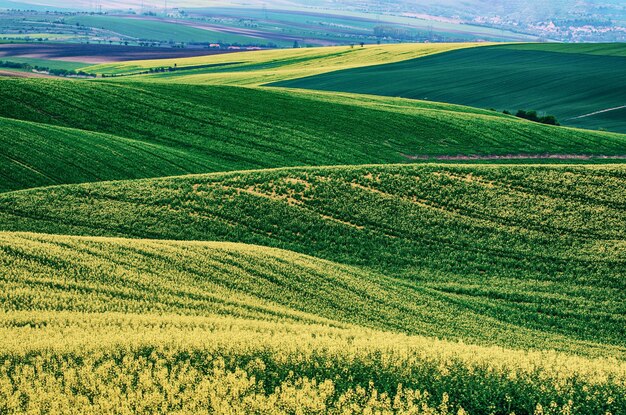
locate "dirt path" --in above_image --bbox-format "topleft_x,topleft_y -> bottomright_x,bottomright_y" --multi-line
568,105 -> 626,120
404,153 -> 626,161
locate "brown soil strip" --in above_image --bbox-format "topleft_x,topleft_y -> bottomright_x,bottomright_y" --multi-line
404,154 -> 626,160
0,43 -> 239,64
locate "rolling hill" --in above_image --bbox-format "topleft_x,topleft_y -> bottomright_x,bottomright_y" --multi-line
273,43 -> 626,133
1,77 -> 626,192
1,164 -> 624,357
0,116 -> 210,193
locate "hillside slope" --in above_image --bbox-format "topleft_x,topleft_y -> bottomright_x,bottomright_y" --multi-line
1,164 -> 624,355
4,231 -> 617,354
0,116 -> 213,193
0,232 -> 423,330
273,43 -> 626,133
2,78 -> 626,191
3,42 -> 626,415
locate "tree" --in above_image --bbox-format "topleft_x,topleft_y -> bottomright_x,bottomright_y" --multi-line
516,110 -> 539,122
539,115 -> 559,126
514,109 -> 560,126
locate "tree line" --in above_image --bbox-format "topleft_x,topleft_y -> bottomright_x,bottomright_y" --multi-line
0,60 -> 96,78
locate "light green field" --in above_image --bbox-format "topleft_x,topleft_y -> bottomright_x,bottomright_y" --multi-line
0,116 -> 206,192
1,230 -> 624,414
1,164 -> 625,355
0,56 -> 90,70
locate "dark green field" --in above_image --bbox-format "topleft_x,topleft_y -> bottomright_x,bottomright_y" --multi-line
273,43 -> 626,133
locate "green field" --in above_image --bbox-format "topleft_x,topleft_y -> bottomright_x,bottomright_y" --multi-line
1,165 -> 625,353
2,164 -> 626,413
273,43 -> 626,133
2,78 -> 626,192
2,42 -> 626,414
1,230 -> 624,414
0,116 -> 206,192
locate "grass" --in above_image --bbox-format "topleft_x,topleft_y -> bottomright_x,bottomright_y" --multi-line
272,43 -> 626,133
1,164 -> 624,356
1,78 -> 626,192
0,116 -> 209,193
500,43 -> 626,57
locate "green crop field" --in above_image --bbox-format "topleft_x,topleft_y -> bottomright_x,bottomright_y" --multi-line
1,231 -> 624,414
3,77 -> 625,192
1,41 -> 626,414
0,57 -> 87,71
1,164 -> 626,413
273,43 -> 626,133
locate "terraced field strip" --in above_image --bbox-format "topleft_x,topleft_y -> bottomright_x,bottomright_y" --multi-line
83,43 -> 484,84
64,15 -> 268,46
